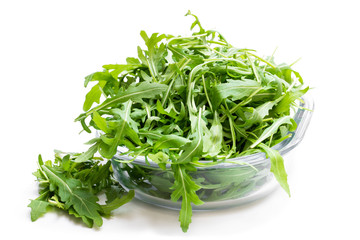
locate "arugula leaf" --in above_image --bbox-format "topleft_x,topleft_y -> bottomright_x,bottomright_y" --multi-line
185,10 -> 205,33
170,164 -> 203,232
211,79 -> 261,108
275,87 -> 309,114
258,143 -> 290,196
176,110 -> 204,164
256,98 -> 280,118
250,116 -> 296,148
40,165 -> 104,227
99,101 -> 142,158
92,111 -> 109,133
75,142 -> 99,163
101,190 -> 135,216
78,82 -> 167,120
202,111 -> 223,157
153,135 -> 191,150
103,64 -> 142,79
83,81 -> 106,111
29,153 -> 134,227
28,200 -> 51,222
148,152 -> 170,165
140,31 -> 167,81
84,70 -> 115,87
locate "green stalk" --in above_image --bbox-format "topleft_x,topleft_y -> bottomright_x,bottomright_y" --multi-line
246,52 -> 261,83
201,74 -> 213,112
247,51 -> 276,69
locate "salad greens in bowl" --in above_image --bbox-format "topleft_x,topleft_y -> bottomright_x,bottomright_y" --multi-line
111,93 -> 312,212
29,11 -> 312,233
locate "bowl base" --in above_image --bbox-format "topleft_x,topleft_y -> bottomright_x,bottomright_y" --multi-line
132,176 -> 279,211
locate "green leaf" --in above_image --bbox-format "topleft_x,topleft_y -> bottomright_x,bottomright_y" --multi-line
275,87 -> 309,114
61,154 -> 71,171
137,46 -> 148,66
110,100 -> 139,132
256,99 -> 279,118
148,152 -> 169,164
258,143 -> 290,196
83,81 -> 106,111
70,189 -> 104,227
102,64 -> 141,79
41,165 -> 104,227
28,199 -> 51,221
211,79 -> 261,108
30,152 -> 132,229
75,142 -> 99,163
176,111 -> 203,164
170,164 -> 203,232
197,167 -> 257,188
153,135 -> 190,150
250,116 -> 296,148
203,111 -> 223,157
104,184 -> 127,203
86,161 -> 111,187
84,71 -> 114,88
101,190 -> 135,216
92,111 -> 109,133
185,10 -> 205,33
126,57 -> 141,65
138,130 -> 163,140
238,108 -> 263,128
140,31 -> 167,81
80,118 -> 92,133
156,100 -> 177,118
177,134 -> 203,164
100,101 -> 142,159
68,207 -> 94,228
83,82 -> 167,117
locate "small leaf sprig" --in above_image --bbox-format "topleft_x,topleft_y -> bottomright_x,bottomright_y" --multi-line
29,152 -> 134,227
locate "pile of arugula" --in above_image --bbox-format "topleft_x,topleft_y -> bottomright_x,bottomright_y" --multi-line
29,11 -> 308,232
28,152 -> 134,227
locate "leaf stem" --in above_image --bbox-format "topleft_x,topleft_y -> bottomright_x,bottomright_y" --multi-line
246,52 -> 261,83
203,58 -> 248,68
205,45 -> 228,58
201,74 -> 213,112
263,46 -> 278,71
289,57 -> 302,67
207,40 -> 228,46
247,51 -> 276,69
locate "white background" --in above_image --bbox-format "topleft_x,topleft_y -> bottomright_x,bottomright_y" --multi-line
1,0 -> 359,239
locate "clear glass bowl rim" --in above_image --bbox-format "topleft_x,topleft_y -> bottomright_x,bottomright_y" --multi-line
113,93 -> 314,169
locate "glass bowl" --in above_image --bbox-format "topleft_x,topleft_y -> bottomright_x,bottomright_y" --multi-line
111,95 -> 314,210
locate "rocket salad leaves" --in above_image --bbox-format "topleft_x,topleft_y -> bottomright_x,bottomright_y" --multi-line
30,11 -> 309,233
29,152 -> 134,227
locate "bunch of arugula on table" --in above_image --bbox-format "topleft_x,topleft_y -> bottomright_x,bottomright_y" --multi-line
29,152 -> 134,227
30,11 -> 309,232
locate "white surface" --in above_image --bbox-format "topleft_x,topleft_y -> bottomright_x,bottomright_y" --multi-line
1,0 -> 359,239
